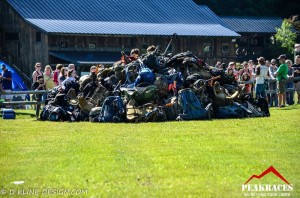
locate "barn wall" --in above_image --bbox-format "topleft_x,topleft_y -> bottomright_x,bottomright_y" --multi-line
1,0 -> 49,77
1,0 -> 238,77
48,34 -> 236,66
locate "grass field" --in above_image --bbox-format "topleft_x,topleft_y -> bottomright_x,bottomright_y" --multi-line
0,105 -> 299,197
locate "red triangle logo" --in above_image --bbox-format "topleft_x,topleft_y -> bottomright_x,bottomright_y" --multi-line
244,166 -> 290,185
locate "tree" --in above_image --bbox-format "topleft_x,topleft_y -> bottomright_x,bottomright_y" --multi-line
275,19 -> 297,54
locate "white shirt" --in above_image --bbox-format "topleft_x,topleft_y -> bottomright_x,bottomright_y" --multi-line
256,65 -> 269,84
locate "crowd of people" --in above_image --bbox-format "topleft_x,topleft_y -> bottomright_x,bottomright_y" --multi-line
1,49 -> 300,120
213,54 -> 300,107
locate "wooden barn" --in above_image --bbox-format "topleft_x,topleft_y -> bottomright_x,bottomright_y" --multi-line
0,0 -> 240,77
221,16 -> 283,61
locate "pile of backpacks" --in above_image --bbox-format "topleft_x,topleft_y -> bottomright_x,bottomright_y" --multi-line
40,47 -> 270,123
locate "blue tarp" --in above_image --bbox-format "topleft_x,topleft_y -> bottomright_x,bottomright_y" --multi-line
0,60 -> 27,91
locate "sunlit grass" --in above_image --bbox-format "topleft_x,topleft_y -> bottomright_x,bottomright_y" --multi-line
0,105 -> 299,197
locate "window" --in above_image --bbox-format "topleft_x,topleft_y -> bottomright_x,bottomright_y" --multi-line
60,41 -> 68,48
88,43 -> 96,49
5,33 -> 19,41
36,32 -> 41,43
251,38 -> 258,45
222,44 -> 229,53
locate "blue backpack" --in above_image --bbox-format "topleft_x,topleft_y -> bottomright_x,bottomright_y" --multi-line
166,71 -> 184,88
97,96 -> 125,122
177,88 -> 209,120
214,105 -> 246,119
134,66 -> 155,86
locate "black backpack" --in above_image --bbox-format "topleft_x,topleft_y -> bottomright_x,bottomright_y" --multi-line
177,88 -> 210,120
96,96 -> 125,122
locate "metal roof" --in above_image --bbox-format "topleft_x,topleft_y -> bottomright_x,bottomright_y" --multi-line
28,19 -> 238,36
49,51 -> 122,65
220,16 -> 283,33
7,0 -> 239,37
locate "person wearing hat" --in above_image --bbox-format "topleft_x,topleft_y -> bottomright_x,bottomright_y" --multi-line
255,57 -> 269,99
0,63 -> 13,102
292,55 -> 300,104
274,54 -> 288,107
268,59 -> 278,107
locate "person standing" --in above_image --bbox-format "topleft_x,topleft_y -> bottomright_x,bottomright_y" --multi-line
238,61 -> 251,79
32,62 -> 43,83
68,63 -> 75,71
0,63 -> 13,102
248,60 -> 256,77
285,59 -> 294,105
268,59 -> 278,107
68,63 -> 79,81
32,75 -> 46,119
58,67 -> 68,85
292,55 -> 300,104
274,54 -> 288,108
255,57 -> 269,99
53,64 -> 63,86
43,65 -> 55,90
228,62 -> 238,80
62,69 -> 79,94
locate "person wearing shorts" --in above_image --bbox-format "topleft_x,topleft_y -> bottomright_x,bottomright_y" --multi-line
275,55 -> 288,108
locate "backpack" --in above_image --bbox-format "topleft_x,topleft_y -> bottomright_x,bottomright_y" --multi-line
252,97 -> 270,117
124,62 -> 139,85
162,102 -> 178,121
63,80 -> 80,95
40,104 -> 56,121
141,52 -> 159,71
214,104 -> 246,119
134,66 -> 155,86
123,85 -> 158,105
89,107 -> 102,122
96,96 -> 125,122
48,93 -> 68,107
153,74 -> 169,97
126,99 -> 166,122
177,88 -> 209,120
88,84 -> 108,106
165,71 -> 184,88
186,73 -> 203,85
40,104 -> 69,121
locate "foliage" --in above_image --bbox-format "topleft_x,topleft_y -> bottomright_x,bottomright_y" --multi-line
275,19 -> 297,54
287,15 -> 300,32
0,106 -> 300,197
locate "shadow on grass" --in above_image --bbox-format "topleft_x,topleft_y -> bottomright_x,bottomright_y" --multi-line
15,111 -> 36,117
275,105 -> 299,111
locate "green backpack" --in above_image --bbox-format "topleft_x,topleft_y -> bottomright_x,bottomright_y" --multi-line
123,85 -> 158,105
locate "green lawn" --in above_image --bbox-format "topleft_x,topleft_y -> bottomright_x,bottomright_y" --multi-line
0,106 -> 299,197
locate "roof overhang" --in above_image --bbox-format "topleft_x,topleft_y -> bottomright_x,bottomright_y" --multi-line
28,19 -> 240,37
49,51 -> 122,65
